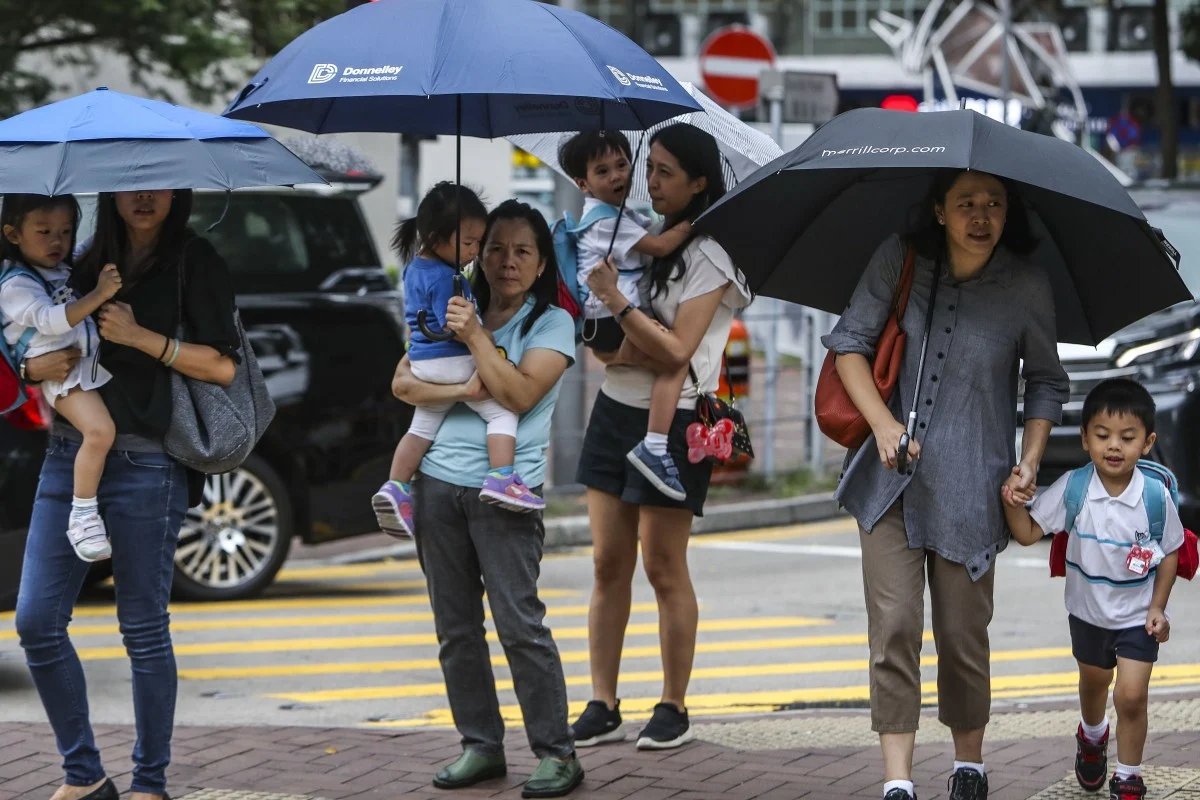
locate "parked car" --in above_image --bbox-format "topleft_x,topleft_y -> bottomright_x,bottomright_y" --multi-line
1028,184 -> 1200,529
0,169 -> 413,608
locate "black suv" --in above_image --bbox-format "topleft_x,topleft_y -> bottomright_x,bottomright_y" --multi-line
0,171 -> 412,606
1033,185 -> 1200,529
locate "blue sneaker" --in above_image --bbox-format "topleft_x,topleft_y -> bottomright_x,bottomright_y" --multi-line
626,442 -> 687,502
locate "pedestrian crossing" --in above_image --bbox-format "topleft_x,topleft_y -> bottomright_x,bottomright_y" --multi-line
2,521 -> 1198,731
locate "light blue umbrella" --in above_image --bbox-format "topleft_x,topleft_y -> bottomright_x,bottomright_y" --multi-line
0,88 -> 324,194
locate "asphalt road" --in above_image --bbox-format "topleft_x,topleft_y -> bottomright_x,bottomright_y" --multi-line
2,517 -> 1198,731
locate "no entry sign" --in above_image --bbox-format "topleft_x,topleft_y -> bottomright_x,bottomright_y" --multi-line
700,26 -> 776,110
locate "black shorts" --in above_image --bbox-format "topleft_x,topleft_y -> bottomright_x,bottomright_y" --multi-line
576,390 -> 713,517
581,317 -> 625,353
1069,614 -> 1159,669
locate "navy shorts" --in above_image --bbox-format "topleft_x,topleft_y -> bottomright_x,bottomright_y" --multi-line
1069,615 -> 1159,669
576,390 -> 712,517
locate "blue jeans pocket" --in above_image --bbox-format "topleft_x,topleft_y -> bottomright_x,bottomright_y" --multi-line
121,451 -> 173,470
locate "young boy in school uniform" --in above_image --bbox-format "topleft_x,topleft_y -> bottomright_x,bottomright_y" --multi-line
1004,378 -> 1182,800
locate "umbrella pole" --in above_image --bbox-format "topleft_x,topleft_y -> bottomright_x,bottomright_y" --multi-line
416,97 -> 464,343
896,260 -> 941,474
605,135 -> 642,261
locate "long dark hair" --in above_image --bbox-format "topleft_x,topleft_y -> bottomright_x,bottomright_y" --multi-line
74,190 -> 195,293
906,169 -> 1037,261
470,199 -> 559,337
0,194 -> 81,266
392,181 -> 488,264
645,124 -> 727,300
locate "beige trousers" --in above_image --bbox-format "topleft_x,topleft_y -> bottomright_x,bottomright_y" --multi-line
859,501 -> 996,733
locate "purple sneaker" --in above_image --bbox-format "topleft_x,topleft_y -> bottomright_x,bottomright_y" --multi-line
372,480 -> 414,538
480,471 -> 545,512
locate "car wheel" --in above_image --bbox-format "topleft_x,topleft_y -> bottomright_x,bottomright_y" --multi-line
172,454 -> 293,602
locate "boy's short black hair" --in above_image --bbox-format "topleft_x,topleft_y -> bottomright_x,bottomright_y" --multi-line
557,130 -> 633,182
1082,378 -> 1156,435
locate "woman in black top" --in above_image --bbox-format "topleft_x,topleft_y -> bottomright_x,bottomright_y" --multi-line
17,189 -> 239,800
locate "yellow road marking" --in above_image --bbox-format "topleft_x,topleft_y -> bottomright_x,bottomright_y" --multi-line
179,632 -> 937,681
275,561 -> 421,581
268,646 -> 1076,703
0,588 -> 583,623
0,602 -> 662,641
698,517 -> 856,544
75,616 -> 828,660
367,664 -> 1200,728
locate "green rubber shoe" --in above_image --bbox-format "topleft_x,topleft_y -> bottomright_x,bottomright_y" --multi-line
432,749 -> 507,790
521,755 -> 584,798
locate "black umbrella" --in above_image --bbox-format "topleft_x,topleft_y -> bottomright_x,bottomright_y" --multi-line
695,108 -> 1193,346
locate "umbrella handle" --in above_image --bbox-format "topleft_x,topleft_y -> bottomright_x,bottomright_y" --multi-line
416,274 -> 465,342
896,433 -> 910,474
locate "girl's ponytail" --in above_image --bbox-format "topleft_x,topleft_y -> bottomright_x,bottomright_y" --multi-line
391,217 -> 420,263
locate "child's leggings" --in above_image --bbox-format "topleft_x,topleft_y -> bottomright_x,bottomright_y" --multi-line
408,354 -> 518,441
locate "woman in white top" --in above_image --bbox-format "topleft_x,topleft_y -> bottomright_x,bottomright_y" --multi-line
573,124 -> 752,751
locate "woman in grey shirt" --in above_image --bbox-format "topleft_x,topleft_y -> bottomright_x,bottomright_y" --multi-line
823,170 -> 1069,800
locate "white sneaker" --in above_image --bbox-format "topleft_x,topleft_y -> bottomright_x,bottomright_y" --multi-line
67,512 -> 111,562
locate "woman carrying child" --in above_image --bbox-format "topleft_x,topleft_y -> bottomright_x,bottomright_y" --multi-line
372,182 -> 543,538
572,124 -> 752,751
17,188 -> 241,800
390,199 -> 582,798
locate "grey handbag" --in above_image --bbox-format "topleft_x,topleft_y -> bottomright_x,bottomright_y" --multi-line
164,240 -> 275,474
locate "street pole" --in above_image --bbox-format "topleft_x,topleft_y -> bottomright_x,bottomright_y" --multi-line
1000,0 -> 1012,114
550,170 -> 586,488
763,90 -> 784,481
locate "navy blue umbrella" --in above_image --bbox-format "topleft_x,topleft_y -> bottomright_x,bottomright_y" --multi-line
0,88 -> 324,194
225,0 -> 700,340
696,108 -> 1193,346
222,0 -> 700,135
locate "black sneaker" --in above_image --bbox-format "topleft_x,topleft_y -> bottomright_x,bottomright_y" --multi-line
884,790 -> 916,800
570,699 -> 625,747
1075,724 -> 1109,792
1110,774 -> 1147,800
947,767 -> 988,800
635,702 -> 695,750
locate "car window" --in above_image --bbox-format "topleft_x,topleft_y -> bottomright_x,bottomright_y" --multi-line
192,195 -> 310,274
190,193 -> 380,292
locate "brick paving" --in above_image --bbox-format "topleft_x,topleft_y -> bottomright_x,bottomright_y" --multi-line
2,705 -> 1199,800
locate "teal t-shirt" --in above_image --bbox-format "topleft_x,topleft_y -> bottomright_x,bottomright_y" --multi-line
420,299 -> 576,489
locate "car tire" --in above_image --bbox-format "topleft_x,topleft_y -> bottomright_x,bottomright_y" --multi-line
172,454 -> 293,602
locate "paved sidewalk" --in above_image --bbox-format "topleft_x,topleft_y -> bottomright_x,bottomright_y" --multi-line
2,699 -> 1198,800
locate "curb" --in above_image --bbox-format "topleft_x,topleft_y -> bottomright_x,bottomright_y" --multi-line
323,492 -> 843,565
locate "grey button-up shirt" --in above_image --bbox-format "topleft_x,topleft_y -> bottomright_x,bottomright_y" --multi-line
822,234 -> 1070,580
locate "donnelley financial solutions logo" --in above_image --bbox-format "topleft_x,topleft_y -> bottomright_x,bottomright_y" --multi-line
309,63 -> 403,84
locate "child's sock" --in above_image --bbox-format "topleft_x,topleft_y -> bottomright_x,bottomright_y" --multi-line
953,761 -> 985,777
489,466 -> 515,478
1114,762 -> 1142,780
71,496 -> 99,520
1081,716 -> 1109,743
883,779 -> 915,798
643,432 -> 669,457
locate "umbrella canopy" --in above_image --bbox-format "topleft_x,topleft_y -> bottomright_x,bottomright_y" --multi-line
0,88 -> 324,194
508,82 -> 783,203
696,108 -> 1194,345
222,0 -> 701,136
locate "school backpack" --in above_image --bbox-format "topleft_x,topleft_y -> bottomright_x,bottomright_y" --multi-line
551,203 -> 620,335
0,262 -> 52,415
1048,459 -> 1199,581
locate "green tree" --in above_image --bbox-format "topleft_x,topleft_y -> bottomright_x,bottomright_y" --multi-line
0,0 -> 345,118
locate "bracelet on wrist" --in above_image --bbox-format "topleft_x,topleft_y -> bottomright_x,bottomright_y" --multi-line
163,338 -> 181,368
157,335 -> 172,362
615,303 -> 636,323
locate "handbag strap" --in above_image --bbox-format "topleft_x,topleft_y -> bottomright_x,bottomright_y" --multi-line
892,246 -> 918,322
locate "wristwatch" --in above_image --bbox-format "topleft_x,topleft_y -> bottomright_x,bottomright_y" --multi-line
18,358 -> 28,382
615,303 -> 636,323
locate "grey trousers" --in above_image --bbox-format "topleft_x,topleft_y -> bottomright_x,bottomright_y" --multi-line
412,473 -> 574,759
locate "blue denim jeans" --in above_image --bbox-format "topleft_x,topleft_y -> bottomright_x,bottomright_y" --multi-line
16,436 -> 188,795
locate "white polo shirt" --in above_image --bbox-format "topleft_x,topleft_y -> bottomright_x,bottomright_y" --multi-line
577,198 -> 651,319
1030,468 -> 1184,630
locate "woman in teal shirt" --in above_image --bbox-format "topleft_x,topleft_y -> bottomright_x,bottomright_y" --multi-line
390,200 -> 581,799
